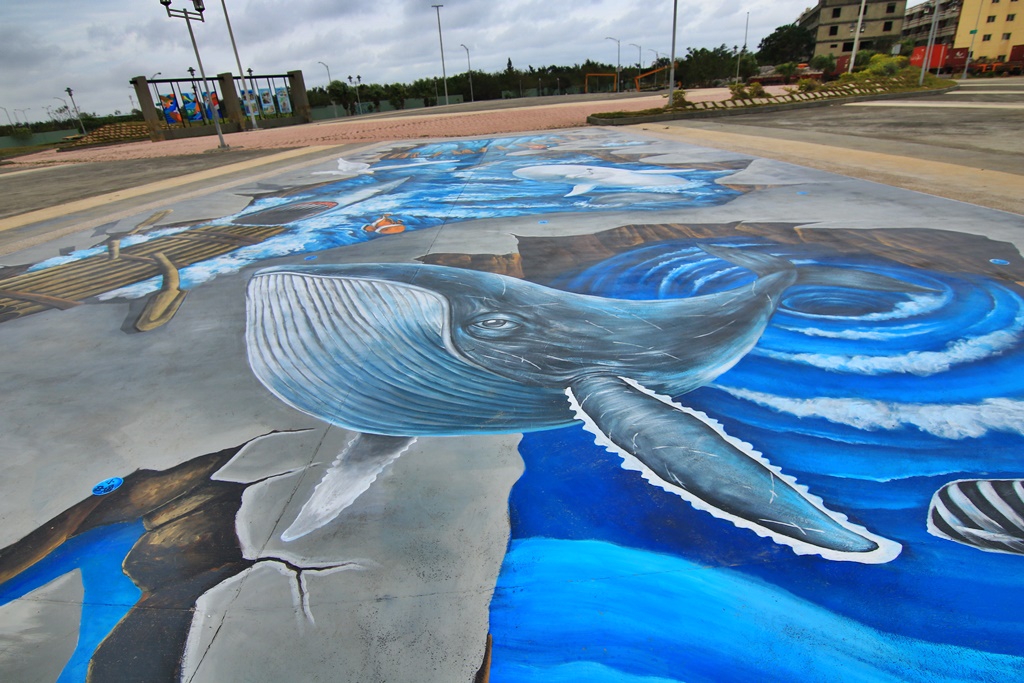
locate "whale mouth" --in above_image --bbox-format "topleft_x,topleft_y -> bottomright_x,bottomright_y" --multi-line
245,268 -> 569,435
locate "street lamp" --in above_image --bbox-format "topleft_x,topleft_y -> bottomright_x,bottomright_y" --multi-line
348,75 -> 363,114
157,0 -> 228,149
15,108 -> 31,124
630,43 -> 643,70
0,107 -> 11,127
649,49 -> 665,86
432,5 -> 449,105
318,61 -> 338,118
668,1 -> 679,106
149,72 -> 162,117
460,44 -> 474,102
64,88 -> 87,135
606,37 -> 621,92
219,0 -> 258,129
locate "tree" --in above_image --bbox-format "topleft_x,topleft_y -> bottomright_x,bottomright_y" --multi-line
809,53 -> 837,74
775,62 -> 799,84
757,24 -> 814,65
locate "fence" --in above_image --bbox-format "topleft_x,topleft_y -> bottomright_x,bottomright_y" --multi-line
130,70 -> 311,142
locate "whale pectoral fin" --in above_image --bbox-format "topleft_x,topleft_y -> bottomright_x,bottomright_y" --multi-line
566,183 -> 597,197
281,434 -> 416,542
567,376 -> 901,564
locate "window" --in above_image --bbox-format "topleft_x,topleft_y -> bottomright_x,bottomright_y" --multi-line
842,41 -> 855,51
886,2 -> 896,12
982,34 -> 992,40
993,0 -> 1000,3
883,20 -> 894,31
832,7 -> 842,18
1004,32 -> 1013,38
830,25 -> 839,35
987,15 -> 997,22
1009,14 -> 1017,20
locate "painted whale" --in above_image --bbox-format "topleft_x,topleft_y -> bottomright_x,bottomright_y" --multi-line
245,246 -> 921,562
512,164 -> 694,197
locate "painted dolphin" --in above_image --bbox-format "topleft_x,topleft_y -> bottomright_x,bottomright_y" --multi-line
245,246 -> 920,563
512,164 -> 694,197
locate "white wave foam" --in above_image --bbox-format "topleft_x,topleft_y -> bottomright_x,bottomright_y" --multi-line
716,385 -> 1024,440
755,312 -> 1024,375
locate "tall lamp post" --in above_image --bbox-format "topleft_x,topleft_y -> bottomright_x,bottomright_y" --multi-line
460,44 -> 474,102
919,0 -> 942,86
157,0 -> 228,150
735,11 -> 749,82
64,88 -> 87,135
668,0 -> 679,106
963,0 -> 985,78
318,61 -> 338,118
15,108 -> 31,124
849,0 -> 868,73
0,107 -> 12,127
219,0 -> 258,129
606,37 -> 621,92
432,5 -> 449,105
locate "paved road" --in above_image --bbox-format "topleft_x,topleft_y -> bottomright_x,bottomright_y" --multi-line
647,77 -> 1023,215
1,79 -> 1021,256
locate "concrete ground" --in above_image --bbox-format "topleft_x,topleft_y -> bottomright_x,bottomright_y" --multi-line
0,84 -> 1023,683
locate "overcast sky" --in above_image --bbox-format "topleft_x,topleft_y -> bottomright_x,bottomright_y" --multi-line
2,0 -> 811,121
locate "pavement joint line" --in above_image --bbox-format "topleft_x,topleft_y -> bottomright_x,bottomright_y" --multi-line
0,145 -> 345,233
627,124 -> 1024,216
844,101 -> 1024,109
0,144 -> 373,258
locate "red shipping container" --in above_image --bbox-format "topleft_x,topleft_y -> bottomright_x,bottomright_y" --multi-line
910,44 -> 949,70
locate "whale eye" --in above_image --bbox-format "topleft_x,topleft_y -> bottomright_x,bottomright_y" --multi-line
466,314 -> 524,339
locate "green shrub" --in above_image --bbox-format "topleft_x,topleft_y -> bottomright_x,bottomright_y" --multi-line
9,127 -> 32,142
747,81 -> 769,98
795,78 -> 818,93
728,83 -> 749,100
670,90 -> 690,108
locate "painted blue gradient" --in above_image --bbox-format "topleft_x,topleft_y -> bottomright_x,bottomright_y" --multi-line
0,521 -> 146,683
493,239 -> 1024,680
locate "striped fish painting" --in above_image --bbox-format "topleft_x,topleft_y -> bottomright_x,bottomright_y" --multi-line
928,479 -> 1024,555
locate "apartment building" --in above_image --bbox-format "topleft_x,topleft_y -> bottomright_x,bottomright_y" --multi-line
953,0 -> 1020,60
799,0 -> 908,58
903,1 -> 963,48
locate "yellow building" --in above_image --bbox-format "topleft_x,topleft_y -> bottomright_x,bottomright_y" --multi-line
954,0 -> 1021,61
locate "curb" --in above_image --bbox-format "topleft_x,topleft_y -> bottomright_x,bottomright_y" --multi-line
586,84 -> 958,126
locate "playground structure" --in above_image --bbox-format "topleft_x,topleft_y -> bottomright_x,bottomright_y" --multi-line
634,66 -> 669,91
584,73 -> 619,94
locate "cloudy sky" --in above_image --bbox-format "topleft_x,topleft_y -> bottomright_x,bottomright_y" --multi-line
3,0 -> 811,121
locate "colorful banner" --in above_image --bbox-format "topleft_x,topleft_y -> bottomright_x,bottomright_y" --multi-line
242,90 -> 258,116
182,92 -> 218,122
159,94 -> 182,125
258,88 -> 276,115
275,87 -> 292,114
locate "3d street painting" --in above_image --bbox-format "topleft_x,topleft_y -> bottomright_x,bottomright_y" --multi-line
1,129 -> 1023,681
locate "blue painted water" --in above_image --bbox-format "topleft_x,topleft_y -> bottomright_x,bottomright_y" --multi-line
493,239 -> 1024,680
30,133 -> 742,300
0,520 -> 146,682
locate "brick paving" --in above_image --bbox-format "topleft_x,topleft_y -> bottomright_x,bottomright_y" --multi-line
8,88 -> 788,166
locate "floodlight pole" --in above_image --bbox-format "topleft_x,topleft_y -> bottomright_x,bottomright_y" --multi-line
65,88 -> 87,135
220,0 -> 258,129
158,0 -> 228,149
963,0 -> 985,78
